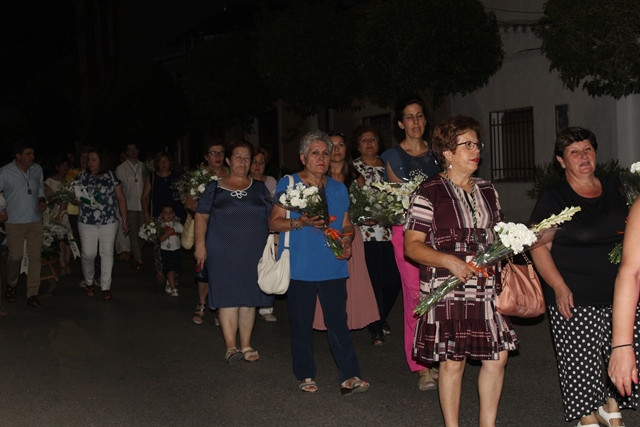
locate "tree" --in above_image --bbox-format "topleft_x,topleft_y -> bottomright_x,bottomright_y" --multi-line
83,61 -> 189,156
356,0 -> 503,108
536,0 -> 640,99
255,0 -> 363,117
182,31 -> 272,131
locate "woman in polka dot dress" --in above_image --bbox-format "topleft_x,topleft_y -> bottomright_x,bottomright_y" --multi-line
530,127 -> 637,426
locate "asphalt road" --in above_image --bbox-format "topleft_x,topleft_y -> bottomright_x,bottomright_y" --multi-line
1,248 -> 639,426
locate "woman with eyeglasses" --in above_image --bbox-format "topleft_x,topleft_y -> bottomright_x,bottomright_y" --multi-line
404,116 -> 518,426
381,95 -> 441,391
188,138 -> 229,325
195,140 -> 273,365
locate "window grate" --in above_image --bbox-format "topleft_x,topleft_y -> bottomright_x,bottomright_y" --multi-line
489,107 -> 535,182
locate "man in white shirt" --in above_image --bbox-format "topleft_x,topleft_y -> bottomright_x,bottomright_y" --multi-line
0,140 -> 47,306
115,143 -> 145,270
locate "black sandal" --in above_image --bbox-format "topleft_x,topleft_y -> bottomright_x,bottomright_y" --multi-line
370,334 -> 384,346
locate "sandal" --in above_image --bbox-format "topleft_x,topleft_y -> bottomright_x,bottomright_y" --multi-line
298,378 -> 318,393
192,303 -> 205,325
340,376 -> 370,396
370,334 -> 384,346
224,347 -> 243,366
595,406 -> 624,426
102,290 -> 112,301
241,347 -> 259,362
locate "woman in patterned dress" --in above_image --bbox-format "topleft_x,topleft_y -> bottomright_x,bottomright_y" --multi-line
404,116 -> 518,426
352,125 -> 401,346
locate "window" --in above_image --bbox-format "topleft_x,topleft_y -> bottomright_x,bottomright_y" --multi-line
362,114 -> 392,147
489,107 -> 535,182
555,104 -> 569,134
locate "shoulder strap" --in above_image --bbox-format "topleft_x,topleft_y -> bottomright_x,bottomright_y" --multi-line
282,175 -> 292,249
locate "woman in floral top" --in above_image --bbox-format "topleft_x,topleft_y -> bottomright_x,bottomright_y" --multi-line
352,125 -> 401,346
76,147 -> 128,300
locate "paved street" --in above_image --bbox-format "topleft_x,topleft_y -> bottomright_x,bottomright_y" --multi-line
1,248 -> 639,426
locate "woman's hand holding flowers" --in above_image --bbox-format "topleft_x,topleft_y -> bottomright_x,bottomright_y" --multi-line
298,212 -> 324,229
447,255 -> 476,283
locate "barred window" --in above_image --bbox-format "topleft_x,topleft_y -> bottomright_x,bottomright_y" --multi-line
489,107 -> 535,182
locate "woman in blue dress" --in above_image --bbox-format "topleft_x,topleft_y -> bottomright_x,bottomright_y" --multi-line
194,140 -> 273,365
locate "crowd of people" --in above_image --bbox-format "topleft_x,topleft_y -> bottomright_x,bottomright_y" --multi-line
1,95 -> 639,425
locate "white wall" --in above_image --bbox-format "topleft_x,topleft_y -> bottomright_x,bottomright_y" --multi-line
451,15 -> 620,222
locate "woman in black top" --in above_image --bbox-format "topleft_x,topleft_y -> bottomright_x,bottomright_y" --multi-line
530,127 -> 636,426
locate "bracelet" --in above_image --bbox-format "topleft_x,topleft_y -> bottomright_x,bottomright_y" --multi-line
612,344 -> 633,350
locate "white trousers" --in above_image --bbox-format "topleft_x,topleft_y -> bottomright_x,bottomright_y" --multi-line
78,221 -> 118,290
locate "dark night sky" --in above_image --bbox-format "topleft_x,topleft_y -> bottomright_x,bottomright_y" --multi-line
2,1 -> 76,94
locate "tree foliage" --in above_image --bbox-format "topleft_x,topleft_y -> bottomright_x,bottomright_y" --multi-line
182,31 -> 272,131
255,0 -> 363,116
254,0 -> 503,113
536,0 -> 640,99
357,0 -> 503,108
83,61 -> 189,155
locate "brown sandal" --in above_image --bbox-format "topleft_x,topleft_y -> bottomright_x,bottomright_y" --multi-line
84,284 -> 94,297
192,303 -> 205,325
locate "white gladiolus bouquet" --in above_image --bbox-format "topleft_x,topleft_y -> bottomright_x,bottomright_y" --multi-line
414,206 -> 582,316
608,161 -> 640,263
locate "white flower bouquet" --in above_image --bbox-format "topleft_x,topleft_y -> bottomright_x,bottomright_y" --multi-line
42,221 -> 69,258
413,206 -> 582,316
608,161 -> 640,263
277,181 -> 347,257
139,221 -> 162,242
368,170 -> 428,225
174,168 -> 220,204
70,180 -> 105,210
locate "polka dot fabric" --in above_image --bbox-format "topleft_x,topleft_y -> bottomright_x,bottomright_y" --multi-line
548,305 -> 639,421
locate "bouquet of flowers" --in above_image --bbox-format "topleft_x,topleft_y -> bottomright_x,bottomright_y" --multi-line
277,181 -> 349,257
70,180 -> 105,210
608,161 -> 640,263
348,182 -> 381,225
139,221 -> 162,242
414,206 -> 582,316
174,168 -> 220,204
367,170 -> 429,225
42,221 -> 69,258
46,184 -> 75,208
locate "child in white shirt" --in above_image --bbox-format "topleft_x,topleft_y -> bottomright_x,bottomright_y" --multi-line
159,205 -> 183,296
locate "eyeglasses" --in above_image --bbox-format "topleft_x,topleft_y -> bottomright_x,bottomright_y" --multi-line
208,150 -> 225,157
456,141 -> 484,151
359,137 -> 378,144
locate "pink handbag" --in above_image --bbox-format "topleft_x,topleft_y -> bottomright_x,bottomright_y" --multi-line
495,254 -> 545,318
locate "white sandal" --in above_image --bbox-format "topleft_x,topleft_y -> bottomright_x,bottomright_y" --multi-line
595,406 -> 624,426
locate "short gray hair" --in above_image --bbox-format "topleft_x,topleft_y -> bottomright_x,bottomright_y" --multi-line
298,130 -> 333,156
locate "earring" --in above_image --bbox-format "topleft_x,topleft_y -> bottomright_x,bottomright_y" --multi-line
448,163 -> 452,169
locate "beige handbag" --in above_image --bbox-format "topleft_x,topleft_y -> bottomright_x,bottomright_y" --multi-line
495,253 -> 545,318
181,213 -> 195,250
